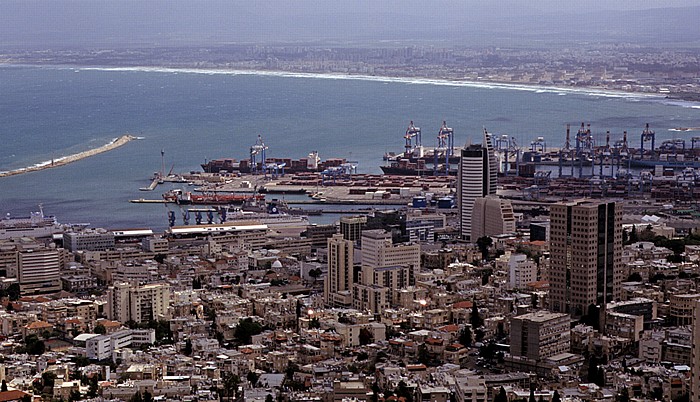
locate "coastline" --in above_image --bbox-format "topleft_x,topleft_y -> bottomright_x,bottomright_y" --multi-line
1,62 -> 688,105
0,134 -> 137,178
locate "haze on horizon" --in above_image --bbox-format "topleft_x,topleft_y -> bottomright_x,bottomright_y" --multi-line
2,0 -> 700,48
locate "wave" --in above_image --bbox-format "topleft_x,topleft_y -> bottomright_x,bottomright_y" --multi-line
12,63 -> 677,103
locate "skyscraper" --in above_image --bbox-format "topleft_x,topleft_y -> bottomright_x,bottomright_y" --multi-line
458,130 -> 497,240
549,199 -> 622,317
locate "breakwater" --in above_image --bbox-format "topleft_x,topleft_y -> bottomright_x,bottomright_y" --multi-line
0,134 -> 136,178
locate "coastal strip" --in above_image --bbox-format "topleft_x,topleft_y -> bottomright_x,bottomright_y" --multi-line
0,134 -> 137,178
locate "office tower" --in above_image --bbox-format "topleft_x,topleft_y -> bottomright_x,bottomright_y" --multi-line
510,311 -> 570,360
471,195 -> 516,240
324,234 -> 356,306
549,199 -> 622,317
458,130 -> 497,240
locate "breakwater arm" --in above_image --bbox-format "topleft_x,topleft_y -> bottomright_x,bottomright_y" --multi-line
0,134 -> 137,178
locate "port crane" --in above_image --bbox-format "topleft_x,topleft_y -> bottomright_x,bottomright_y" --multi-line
433,121 -> 454,176
250,135 -> 268,175
640,123 -> 655,157
404,121 -> 422,157
495,134 -> 520,176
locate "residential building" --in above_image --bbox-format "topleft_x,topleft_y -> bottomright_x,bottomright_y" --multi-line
106,282 -> 170,323
510,311 -> 570,361
323,234 -> 356,306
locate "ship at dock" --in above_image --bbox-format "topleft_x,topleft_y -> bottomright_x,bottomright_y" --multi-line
162,189 -> 265,205
381,121 -> 459,176
0,206 -> 63,239
202,135 -> 348,174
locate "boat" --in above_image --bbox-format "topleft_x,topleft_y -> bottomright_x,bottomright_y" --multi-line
0,207 -> 63,239
201,151 -> 347,174
162,189 -> 265,205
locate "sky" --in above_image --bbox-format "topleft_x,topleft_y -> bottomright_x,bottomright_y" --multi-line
1,1 -> 699,47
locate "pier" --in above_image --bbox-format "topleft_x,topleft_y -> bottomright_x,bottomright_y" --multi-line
0,134 -> 137,178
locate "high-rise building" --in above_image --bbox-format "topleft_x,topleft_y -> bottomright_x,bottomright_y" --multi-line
360,230 -> 420,284
549,199 -> 622,317
323,234 -> 356,306
691,299 -> 700,401
339,216 -> 366,244
18,247 -> 61,295
471,195 -> 516,240
106,282 -> 170,324
457,131 -> 497,240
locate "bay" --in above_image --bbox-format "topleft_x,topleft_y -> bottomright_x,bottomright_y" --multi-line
0,65 -> 698,230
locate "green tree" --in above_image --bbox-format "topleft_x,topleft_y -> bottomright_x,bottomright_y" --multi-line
476,236 -> 493,260
529,389 -> 536,402
21,396 -> 31,402
26,335 -> 46,355
247,371 -> 259,386
221,372 -> 240,401
417,344 -> 430,366
94,323 -> 106,334
371,382 -> 380,402
42,372 -> 56,389
616,387 -> 630,402
234,318 -> 263,345
552,390 -> 562,402
143,390 -> 153,402
265,395 -> 274,402
183,339 -> 192,356
359,328 -> 373,345
395,380 -> 413,402
494,387 -> 508,402
68,390 -> 81,402
470,302 -> 483,329
1,379 -> 7,392
6,284 -> 20,301
629,225 -> 638,243
458,326 -> 473,347
308,317 -> 321,329
6,303 -> 14,313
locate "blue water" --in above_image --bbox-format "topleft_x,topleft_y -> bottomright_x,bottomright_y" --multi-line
0,65 -> 698,230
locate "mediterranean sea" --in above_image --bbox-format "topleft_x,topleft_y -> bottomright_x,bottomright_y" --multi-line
0,65 -> 698,229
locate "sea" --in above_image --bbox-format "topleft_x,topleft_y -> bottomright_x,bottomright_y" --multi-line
0,65 -> 698,230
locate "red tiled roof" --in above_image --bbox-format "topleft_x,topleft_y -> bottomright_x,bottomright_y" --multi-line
452,301 -> 473,309
0,390 -> 31,402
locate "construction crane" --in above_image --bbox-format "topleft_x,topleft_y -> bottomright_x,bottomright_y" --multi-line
250,135 -> 268,175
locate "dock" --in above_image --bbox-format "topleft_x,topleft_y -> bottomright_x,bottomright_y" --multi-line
129,199 -> 168,204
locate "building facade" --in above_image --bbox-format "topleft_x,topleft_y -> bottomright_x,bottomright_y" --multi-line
323,234 -> 356,306
549,199 -> 623,317
457,131 -> 497,241
510,311 -> 570,361
470,195 -> 516,241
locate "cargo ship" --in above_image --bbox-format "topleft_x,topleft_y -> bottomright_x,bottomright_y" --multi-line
163,189 -> 265,205
202,151 -> 347,174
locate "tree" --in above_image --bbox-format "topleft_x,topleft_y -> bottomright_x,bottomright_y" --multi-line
93,323 -> 106,335
1,379 -> 7,392
143,390 -> 153,402
395,380 -> 413,402
247,371 -> 259,386
308,317 -> 321,329
531,294 -> 538,308
529,389 -> 536,402
68,390 -> 81,402
265,395 -> 274,402
494,387 -> 508,402
6,303 -> 13,312
233,318 -> 263,345
42,372 -> 56,389
476,236 -> 493,260
629,225 -> 638,243
6,284 -> 20,301
552,390 -> 562,402
359,328 -> 373,345
458,326 -> 473,347
129,391 -> 143,402
221,372 -> 240,401
26,335 -> 46,355
470,302 -> 483,329
616,387 -> 630,402
417,344 -> 430,366
626,272 -> 643,282
183,339 -> 192,356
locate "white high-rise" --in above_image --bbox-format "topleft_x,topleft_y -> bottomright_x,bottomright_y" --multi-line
458,130 -> 497,240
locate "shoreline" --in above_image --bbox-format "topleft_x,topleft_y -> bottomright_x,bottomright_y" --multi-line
2,62 -> 693,106
0,134 -> 137,178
